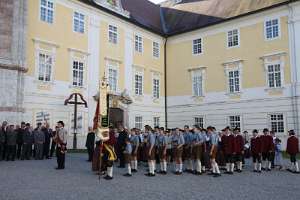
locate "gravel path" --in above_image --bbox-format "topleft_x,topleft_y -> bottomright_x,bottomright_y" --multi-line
0,153 -> 299,200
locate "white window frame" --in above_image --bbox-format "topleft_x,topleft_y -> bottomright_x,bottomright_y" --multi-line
39,0 -> 55,24
228,69 -> 241,93
268,113 -> 285,134
189,68 -> 206,97
227,29 -> 240,48
134,71 -> 144,96
228,115 -> 242,130
224,61 -> 243,94
37,52 -> 53,82
261,53 -> 285,90
153,117 -> 160,127
72,60 -> 85,87
267,62 -> 283,89
135,116 -> 143,130
192,38 -> 203,55
108,24 -> 118,44
264,18 -> 281,41
73,11 -> 85,34
194,116 -> 204,128
106,62 -> 119,93
135,34 -> 143,53
152,41 -> 160,58
152,72 -> 160,99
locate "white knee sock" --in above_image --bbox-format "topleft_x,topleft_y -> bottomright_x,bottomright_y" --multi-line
212,162 -> 216,173
231,163 -> 234,172
131,161 -> 135,169
254,162 -> 257,170
127,164 -> 131,174
134,160 -> 138,170
239,162 -> 243,170
196,160 -> 201,172
295,162 -> 299,172
163,161 -> 167,171
215,163 -> 220,174
175,164 -> 179,172
107,167 -> 113,177
179,164 -> 183,172
160,162 -> 164,171
258,163 -> 262,171
226,163 -> 230,172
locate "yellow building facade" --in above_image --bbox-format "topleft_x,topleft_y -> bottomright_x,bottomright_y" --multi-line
2,0 -> 300,148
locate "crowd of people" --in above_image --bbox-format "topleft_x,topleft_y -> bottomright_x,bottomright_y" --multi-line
88,125 -> 300,180
0,120 -> 67,170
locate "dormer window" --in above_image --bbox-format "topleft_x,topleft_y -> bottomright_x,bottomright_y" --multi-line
93,0 -> 130,17
107,0 -> 117,6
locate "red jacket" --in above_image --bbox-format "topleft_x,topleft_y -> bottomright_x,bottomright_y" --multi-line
286,136 -> 299,155
260,135 -> 273,153
234,134 -> 244,154
222,134 -> 235,154
104,131 -> 117,146
251,136 -> 262,154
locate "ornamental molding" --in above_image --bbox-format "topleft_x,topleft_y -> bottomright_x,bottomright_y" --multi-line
93,0 -> 130,18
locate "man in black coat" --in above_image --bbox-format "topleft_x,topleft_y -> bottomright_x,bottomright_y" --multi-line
42,123 -> 51,159
0,121 -> 8,161
21,123 -> 33,160
16,122 -> 26,159
6,125 -> 17,161
117,125 -> 127,168
50,126 -> 58,158
85,127 -> 95,162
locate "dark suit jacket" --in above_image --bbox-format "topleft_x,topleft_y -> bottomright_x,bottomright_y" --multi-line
85,132 -> 95,149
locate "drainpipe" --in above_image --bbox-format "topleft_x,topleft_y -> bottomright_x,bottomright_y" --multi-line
164,37 -> 168,129
288,3 -> 299,136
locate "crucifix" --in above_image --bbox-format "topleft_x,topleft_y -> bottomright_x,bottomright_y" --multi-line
64,93 -> 88,149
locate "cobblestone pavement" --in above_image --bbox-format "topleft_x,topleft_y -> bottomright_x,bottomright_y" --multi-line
0,153 -> 299,200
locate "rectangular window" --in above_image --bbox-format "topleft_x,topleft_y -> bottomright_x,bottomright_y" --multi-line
38,53 -> 52,82
135,116 -> 143,130
135,35 -> 143,53
40,0 -> 54,24
135,74 -> 143,95
193,38 -> 202,55
108,68 -> 118,92
228,70 -> 240,93
154,117 -> 160,127
192,71 -> 203,96
109,25 -> 118,44
153,78 -> 160,99
36,111 -> 50,124
268,64 -> 281,88
72,61 -> 84,87
74,12 -> 85,33
229,115 -> 241,129
228,29 -> 239,47
153,42 -> 160,58
265,19 -> 279,39
194,117 -> 204,128
270,114 -> 284,133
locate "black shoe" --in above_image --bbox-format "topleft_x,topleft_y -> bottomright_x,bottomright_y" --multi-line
293,171 -> 300,174
228,171 -> 234,175
132,169 -> 138,173
162,171 -> 167,175
257,170 -> 262,173
207,172 -> 214,176
213,173 -> 221,177
150,173 -> 156,177
123,173 -> 132,177
175,171 -> 182,175
145,173 -> 152,177
237,169 -> 242,173
253,170 -> 258,173
195,171 -> 202,175
55,167 -> 63,170
262,168 -> 266,171
224,171 -> 231,174
104,175 -> 113,180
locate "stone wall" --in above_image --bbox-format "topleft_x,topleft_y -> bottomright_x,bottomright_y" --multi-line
0,0 -> 27,124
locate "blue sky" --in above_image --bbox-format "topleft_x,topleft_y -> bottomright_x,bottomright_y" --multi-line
149,0 -> 165,4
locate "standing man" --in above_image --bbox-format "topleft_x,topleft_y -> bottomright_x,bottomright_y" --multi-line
233,128 -> 244,172
251,129 -> 262,173
157,127 -> 167,174
0,121 -> 8,161
85,127 -> 95,162
183,125 -> 193,173
6,125 -> 17,161
42,123 -> 51,159
261,128 -> 273,171
34,123 -> 45,160
55,121 -> 67,170
172,128 -> 185,175
192,125 -> 204,175
208,126 -> 221,177
117,125 -> 127,168
286,130 -> 299,173
130,128 -> 140,172
16,122 -> 25,159
21,123 -> 33,160
145,125 -> 156,177
222,127 -> 235,174
50,126 -> 58,158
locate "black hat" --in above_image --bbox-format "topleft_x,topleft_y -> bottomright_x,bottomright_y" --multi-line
25,123 -> 30,127
263,128 -> 269,133
253,129 -> 258,133
288,130 -> 295,135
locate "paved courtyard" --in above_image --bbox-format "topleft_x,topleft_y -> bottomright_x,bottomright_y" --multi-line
0,153 -> 299,200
